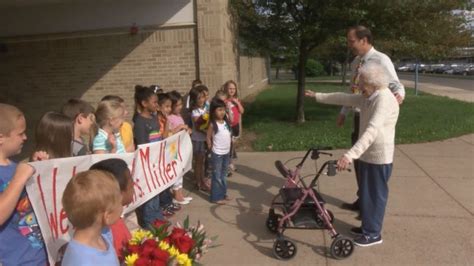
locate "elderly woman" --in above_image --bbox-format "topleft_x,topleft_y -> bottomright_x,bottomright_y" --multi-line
305,62 -> 399,247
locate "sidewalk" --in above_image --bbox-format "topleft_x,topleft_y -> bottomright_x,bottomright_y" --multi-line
399,79 -> 474,103
127,134 -> 474,265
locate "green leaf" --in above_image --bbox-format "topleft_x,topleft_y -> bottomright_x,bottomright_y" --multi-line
184,215 -> 190,229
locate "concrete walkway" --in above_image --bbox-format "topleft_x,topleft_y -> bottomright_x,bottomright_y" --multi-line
399,79 -> 474,103
124,134 -> 473,265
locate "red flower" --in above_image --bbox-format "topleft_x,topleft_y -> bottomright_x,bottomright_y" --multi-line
134,257 -> 151,266
151,248 -> 170,262
141,244 -> 156,258
162,237 -> 171,244
170,228 -> 186,241
153,219 -> 169,230
173,235 -> 195,254
151,259 -> 167,266
143,239 -> 157,248
127,243 -> 141,254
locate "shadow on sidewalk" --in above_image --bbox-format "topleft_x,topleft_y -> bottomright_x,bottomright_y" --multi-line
206,164 -> 355,259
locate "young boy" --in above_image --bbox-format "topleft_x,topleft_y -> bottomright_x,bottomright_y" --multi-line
61,170 -> 123,265
61,98 -> 95,156
0,103 -> 47,265
90,158 -> 134,260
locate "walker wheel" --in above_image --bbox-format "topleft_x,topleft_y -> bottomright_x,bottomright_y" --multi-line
330,236 -> 354,260
273,238 -> 297,260
266,214 -> 282,233
315,209 -> 334,228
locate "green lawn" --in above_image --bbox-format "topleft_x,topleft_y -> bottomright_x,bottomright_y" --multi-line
244,83 -> 474,151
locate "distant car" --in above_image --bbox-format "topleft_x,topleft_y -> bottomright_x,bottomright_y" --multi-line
397,63 -> 417,72
453,64 -> 474,76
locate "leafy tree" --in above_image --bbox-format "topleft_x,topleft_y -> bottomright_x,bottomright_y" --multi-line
232,0 -> 471,123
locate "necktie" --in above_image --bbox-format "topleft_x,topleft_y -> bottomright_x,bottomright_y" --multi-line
351,59 -> 364,94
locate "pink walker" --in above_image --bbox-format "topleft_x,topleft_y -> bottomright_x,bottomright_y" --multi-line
266,147 -> 354,260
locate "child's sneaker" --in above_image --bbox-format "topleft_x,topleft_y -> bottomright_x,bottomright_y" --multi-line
162,208 -> 174,218
353,235 -> 383,247
169,203 -> 182,212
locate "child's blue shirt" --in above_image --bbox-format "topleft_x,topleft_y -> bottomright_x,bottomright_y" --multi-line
0,161 -> 47,266
62,228 -> 119,266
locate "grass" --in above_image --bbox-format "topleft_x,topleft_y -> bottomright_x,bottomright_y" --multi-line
244,83 -> 474,151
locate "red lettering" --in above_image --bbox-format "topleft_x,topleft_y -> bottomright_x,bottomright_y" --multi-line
161,142 -> 171,183
177,135 -> 183,162
37,168 -> 59,240
171,160 -> 178,178
59,209 -> 69,234
166,164 -> 174,180
130,158 -> 136,176
133,178 -> 144,201
139,147 -> 153,192
71,166 -> 77,177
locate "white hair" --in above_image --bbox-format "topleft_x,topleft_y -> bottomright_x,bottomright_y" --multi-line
358,62 -> 389,89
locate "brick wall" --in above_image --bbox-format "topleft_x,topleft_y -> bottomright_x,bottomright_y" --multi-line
0,26 -> 197,156
196,0 -> 238,92
239,56 -> 269,99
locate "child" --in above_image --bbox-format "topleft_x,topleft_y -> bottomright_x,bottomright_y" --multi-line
206,98 -> 232,204
223,80 -> 245,172
167,91 -> 193,205
90,158 -> 134,261
34,112 -> 74,158
61,170 -> 123,265
61,99 -> 95,156
184,79 -> 203,128
132,85 -> 171,227
93,100 -> 126,154
0,104 -> 47,265
190,85 -> 211,192
101,95 -> 135,152
156,92 -> 183,211
156,92 -> 172,140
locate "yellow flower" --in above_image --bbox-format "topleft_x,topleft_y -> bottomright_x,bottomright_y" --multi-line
169,142 -> 177,158
168,246 -> 179,257
159,241 -> 170,251
130,229 -> 153,245
124,253 -> 139,266
176,253 -> 192,266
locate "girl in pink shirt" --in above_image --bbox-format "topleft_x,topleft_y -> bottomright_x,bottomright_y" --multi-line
167,91 -> 193,205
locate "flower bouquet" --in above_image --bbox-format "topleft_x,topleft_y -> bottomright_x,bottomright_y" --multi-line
123,216 -> 216,266
195,113 -> 209,132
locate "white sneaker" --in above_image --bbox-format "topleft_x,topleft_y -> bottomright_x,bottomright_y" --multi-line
173,199 -> 190,205
184,197 -> 193,201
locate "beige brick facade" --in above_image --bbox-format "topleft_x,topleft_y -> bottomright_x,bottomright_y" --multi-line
0,0 -> 267,156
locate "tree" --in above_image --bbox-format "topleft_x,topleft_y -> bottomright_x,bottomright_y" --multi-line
232,0 -> 360,123
232,0 -> 471,123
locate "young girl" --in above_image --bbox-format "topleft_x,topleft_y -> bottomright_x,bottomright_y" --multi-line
101,95 -> 135,152
223,80 -> 245,171
132,85 -> 170,227
206,98 -> 232,204
156,92 -> 184,211
190,85 -> 211,192
34,112 -> 74,159
156,93 -> 172,140
93,100 -> 126,154
167,91 -> 193,205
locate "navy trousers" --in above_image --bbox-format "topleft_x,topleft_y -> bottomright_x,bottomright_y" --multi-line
358,160 -> 393,238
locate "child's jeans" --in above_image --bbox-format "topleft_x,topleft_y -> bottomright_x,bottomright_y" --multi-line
210,152 -> 230,202
135,195 -> 163,229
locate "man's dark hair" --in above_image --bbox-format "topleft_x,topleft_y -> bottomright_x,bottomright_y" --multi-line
89,158 -> 130,191
349,25 -> 373,45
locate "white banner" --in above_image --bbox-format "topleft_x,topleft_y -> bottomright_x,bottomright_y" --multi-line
25,131 -> 193,264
